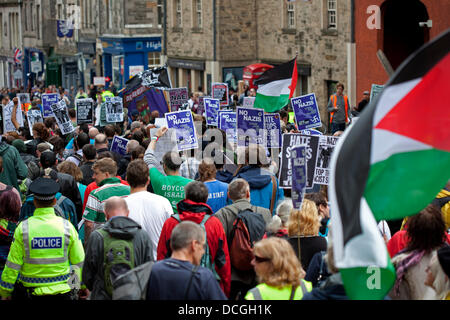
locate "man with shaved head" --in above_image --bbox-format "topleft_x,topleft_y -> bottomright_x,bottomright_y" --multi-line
82,196 -> 153,300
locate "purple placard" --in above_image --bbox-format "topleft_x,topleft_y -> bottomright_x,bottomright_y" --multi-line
165,110 -> 198,151
236,107 -> 265,147
291,145 -> 307,209
291,93 -> 322,131
110,136 -> 129,156
41,93 -> 59,118
168,87 -> 189,112
204,98 -> 220,126
218,111 -> 237,143
264,113 -> 282,149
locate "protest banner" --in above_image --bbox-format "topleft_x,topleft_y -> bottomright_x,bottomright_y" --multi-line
291,93 -> 322,131
2,101 -> 24,133
291,145 -> 307,209
278,133 -> 320,189
110,136 -> 129,156
150,128 -> 178,174
105,96 -> 124,123
168,87 -> 189,112
27,109 -> 44,136
370,84 -> 384,102
99,103 -> 108,127
93,77 -> 106,86
300,129 -> 323,136
197,96 -> 207,115
17,93 -> 31,111
212,82 -> 229,107
236,107 -> 265,147
41,93 -> 59,118
218,110 -> 237,143
313,135 -> 339,186
50,100 -> 74,135
165,110 -> 198,151
76,98 -> 94,125
204,98 -> 220,127
243,97 -> 255,108
264,113 -> 282,149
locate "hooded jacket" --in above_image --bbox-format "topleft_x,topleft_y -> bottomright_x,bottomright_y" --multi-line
0,142 -> 28,192
157,199 -> 231,297
234,166 -> 284,215
82,216 -> 153,300
301,273 -> 349,300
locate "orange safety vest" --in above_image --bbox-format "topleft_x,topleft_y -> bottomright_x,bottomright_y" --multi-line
330,94 -> 349,124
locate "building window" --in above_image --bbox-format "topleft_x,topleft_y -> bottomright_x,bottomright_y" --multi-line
175,0 -> 182,27
196,0 -> 202,28
148,52 -> 161,68
327,0 -> 337,29
157,0 -> 163,28
287,2 -> 295,29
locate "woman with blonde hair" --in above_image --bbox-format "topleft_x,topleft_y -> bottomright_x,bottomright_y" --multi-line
245,237 -> 312,300
287,199 -> 328,270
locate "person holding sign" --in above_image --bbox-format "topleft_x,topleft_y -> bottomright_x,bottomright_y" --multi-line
143,127 -> 193,214
327,83 -> 350,135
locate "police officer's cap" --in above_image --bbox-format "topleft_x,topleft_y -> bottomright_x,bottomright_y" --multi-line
29,177 -> 60,201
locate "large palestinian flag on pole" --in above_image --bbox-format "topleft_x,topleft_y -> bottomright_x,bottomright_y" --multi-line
329,29 -> 450,300
253,58 -> 297,113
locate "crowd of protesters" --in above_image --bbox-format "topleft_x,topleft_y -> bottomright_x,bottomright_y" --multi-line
0,82 -> 448,301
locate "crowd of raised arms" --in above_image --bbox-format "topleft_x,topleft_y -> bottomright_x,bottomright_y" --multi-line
0,82 -> 448,301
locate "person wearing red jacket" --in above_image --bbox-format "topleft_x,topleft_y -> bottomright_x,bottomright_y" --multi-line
157,181 -> 231,297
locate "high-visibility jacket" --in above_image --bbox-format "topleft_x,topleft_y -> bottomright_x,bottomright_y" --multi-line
329,94 -> 349,124
101,90 -> 114,102
245,280 -> 312,300
0,207 -> 84,298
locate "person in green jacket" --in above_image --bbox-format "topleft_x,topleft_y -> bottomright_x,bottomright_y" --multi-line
143,127 -> 193,213
0,140 -> 28,193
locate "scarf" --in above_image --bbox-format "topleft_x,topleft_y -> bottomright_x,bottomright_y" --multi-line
394,250 -> 426,296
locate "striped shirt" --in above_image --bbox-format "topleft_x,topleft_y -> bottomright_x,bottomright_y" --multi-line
83,177 -> 130,223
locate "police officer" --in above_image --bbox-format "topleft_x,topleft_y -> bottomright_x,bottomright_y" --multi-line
0,178 -> 85,300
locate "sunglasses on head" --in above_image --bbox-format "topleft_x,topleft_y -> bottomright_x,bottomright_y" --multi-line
253,255 -> 271,263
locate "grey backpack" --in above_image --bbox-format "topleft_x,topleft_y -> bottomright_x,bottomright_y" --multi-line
111,261 -> 154,300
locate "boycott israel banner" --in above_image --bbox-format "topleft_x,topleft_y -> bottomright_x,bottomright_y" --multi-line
2,101 -> 24,133
165,110 -> 198,151
291,93 -> 322,131
212,82 -> 229,107
168,87 -> 189,112
110,136 -> 129,156
27,109 -> 44,136
42,93 -> 59,118
218,110 -> 237,143
264,113 -> 282,149
204,98 -> 220,126
236,107 -> 265,147
278,133 -> 320,189
105,97 -> 124,123
50,100 -> 74,135
76,98 -> 94,125
313,135 -> 339,185
291,145 -> 308,209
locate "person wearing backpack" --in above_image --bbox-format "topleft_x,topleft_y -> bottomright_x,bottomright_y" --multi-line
147,221 -> 227,300
157,181 -> 231,297
215,179 -> 272,300
82,196 -> 153,300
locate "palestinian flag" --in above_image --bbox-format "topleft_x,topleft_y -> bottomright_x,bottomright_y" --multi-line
253,58 -> 297,113
329,29 -> 450,300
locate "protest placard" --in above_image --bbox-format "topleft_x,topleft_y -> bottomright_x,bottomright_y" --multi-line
165,110 -> 198,151
291,145 -> 307,209
50,100 -> 74,135
197,96 -> 207,115
212,82 -> 229,107
313,135 -> 339,185
370,84 -> 384,102
110,135 -> 129,156
236,107 -> 265,147
278,133 -> 320,189
243,97 -> 255,108
264,113 -> 282,149
76,98 -> 94,125
150,128 -> 178,174
218,110 -> 237,143
155,117 -> 168,128
2,101 -> 24,133
299,129 -> 323,136
17,93 -> 31,104
204,98 -> 220,126
105,96 -> 124,123
93,77 -> 106,86
27,109 -> 44,136
41,93 -> 59,118
291,93 -> 322,131
168,87 -> 189,112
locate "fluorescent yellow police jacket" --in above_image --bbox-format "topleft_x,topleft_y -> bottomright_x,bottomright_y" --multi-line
0,207 -> 84,298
